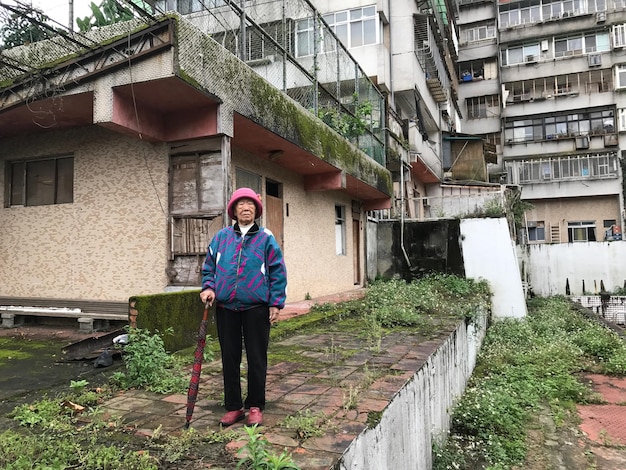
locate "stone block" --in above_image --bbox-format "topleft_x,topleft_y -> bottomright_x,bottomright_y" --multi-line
1,312 -> 15,328
78,317 -> 94,332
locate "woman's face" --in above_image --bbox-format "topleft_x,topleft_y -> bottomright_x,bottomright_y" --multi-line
235,197 -> 256,225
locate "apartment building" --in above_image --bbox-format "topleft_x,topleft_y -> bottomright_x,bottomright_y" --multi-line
458,0 -> 626,243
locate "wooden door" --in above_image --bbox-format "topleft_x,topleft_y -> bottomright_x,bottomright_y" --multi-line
266,195 -> 284,252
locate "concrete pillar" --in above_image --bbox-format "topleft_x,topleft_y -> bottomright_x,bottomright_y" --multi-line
1,313 -> 15,328
78,317 -> 94,333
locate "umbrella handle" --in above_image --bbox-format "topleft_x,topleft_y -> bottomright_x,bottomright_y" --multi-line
202,301 -> 210,321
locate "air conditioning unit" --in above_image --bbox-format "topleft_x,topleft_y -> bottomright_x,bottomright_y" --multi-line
575,136 -> 589,149
596,11 -> 606,23
588,53 -> 602,66
525,54 -> 537,64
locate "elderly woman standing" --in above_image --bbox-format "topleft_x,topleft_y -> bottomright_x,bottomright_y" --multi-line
200,188 -> 287,426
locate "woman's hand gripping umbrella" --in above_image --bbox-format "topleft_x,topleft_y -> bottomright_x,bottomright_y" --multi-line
184,300 -> 212,430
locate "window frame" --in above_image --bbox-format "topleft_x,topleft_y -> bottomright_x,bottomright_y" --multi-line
297,6 -> 378,58
616,64 -> 626,88
335,204 -> 346,256
466,94 -> 500,119
567,221 -> 597,242
527,221 -> 546,242
614,24 -> 626,49
7,155 -> 74,207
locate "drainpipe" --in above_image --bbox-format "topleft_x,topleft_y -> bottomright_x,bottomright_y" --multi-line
400,160 -> 412,269
388,0 -> 394,108
239,0 -> 246,62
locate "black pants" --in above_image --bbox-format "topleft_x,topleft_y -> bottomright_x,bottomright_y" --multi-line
216,304 -> 270,411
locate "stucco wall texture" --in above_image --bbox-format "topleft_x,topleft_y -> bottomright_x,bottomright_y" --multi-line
233,149 -> 363,301
0,126 -> 169,301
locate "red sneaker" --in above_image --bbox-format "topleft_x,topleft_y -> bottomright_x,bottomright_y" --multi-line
219,409 -> 245,426
247,407 -> 263,425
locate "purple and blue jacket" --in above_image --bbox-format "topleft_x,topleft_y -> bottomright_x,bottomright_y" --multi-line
201,223 -> 287,311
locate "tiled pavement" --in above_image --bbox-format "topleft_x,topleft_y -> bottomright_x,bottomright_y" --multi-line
99,288 -> 456,469
96,290 -> 626,469
577,374 -> 626,469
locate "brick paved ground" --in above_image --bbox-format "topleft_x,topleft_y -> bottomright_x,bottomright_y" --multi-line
577,374 -> 626,469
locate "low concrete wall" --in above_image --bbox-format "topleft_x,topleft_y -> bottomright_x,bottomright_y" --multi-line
336,309 -> 489,469
524,242 -> 626,296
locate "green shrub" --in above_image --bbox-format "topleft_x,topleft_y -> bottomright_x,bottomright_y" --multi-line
113,327 -> 188,394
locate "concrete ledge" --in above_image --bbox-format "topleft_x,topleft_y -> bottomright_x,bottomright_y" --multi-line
0,307 -> 127,321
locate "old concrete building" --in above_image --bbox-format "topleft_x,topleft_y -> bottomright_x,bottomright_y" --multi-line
0,14 -> 391,312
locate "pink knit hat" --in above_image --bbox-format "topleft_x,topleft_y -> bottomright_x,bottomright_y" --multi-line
227,187 -> 263,219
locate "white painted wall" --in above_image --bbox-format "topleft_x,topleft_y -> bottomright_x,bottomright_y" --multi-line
460,218 -> 528,318
337,309 -> 489,469
525,242 -> 626,296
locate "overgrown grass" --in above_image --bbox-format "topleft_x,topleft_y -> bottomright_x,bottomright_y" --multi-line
433,296 -> 626,469
362,274 -> 491,327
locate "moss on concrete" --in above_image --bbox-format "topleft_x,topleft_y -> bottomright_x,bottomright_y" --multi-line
132,290 -> 213,352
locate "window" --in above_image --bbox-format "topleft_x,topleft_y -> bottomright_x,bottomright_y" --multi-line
236,168 -> 262,194
155,0 -> 226,14
297,6 -> 378,57
517,152 -> 618,183
585,32 -> 610,53
554,33 -> 609,57
324,6 -> 377,49
541,0 -> 584,20
619,108 -> 626,131
296,17 -> 315,57
462,21 -> 496,44
617,65 -> 626,88
458,59 -> 498,82
614,24 -> 626,48
501,44 -> 540,66
588,0 -> 607,12
499,4 -> 541,27
568,221 -> 596,242
527,221 -> 545,242
466,95 -> 500,119
8,156 -> 73,207
483,132 -> 502,148
335,205 -> 346,255
505,108 -> 615,143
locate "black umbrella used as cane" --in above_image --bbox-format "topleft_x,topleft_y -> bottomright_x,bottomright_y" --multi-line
184,300 -> 211,430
